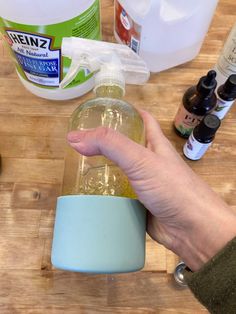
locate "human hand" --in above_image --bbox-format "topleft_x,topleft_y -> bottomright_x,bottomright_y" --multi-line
67,110 -> 236,271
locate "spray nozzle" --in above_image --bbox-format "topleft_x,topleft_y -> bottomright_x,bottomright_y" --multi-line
59,37 -> 150,90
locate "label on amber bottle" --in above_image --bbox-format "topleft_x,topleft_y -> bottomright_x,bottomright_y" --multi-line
212,96 -> 235,120
174,105 -> 203,137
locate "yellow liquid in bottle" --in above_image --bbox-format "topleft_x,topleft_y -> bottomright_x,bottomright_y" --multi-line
62,86 -> 144,199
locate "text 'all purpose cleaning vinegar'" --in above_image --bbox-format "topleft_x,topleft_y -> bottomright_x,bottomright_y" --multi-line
0,0 -> 101,100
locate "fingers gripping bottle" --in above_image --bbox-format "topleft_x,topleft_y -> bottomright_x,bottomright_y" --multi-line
51,38 -> 150,273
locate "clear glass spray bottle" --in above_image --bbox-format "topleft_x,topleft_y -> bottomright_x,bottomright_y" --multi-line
62,64 -> 144,198
51,37 -> 150,274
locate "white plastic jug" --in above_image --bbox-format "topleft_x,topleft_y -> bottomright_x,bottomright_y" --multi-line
114,0 -> 219,72
0,0 -> 101,100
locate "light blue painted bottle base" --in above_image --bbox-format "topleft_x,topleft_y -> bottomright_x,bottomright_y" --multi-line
51,195 -> 146,274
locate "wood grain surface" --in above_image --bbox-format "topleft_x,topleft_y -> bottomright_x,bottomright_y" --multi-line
0,0 -> 235,313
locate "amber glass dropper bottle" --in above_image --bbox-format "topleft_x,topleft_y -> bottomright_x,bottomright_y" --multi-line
174,70 -> 217,138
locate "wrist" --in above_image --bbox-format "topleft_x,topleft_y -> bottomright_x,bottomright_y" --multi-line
171,202 -> 236,271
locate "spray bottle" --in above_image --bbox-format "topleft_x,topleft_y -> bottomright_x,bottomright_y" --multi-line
52,38 -> 150,273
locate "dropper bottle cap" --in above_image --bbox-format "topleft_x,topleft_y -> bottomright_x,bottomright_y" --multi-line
193,114 -> 221,143
197,70 -> 217,97
220,74 -> 236,99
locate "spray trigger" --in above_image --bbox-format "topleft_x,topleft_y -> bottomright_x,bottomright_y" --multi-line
60,53 -> 101,89
59,37 -> 150,89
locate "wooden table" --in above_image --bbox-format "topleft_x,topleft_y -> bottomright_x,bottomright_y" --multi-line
0,1 -> 235,313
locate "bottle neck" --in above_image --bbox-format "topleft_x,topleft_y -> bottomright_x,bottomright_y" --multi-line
95,84 -> 124,99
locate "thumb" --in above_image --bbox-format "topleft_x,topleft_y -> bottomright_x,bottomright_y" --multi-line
67,127 -> 156,179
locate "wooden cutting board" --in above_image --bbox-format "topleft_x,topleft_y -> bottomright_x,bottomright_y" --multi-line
0,0 -> 235,313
